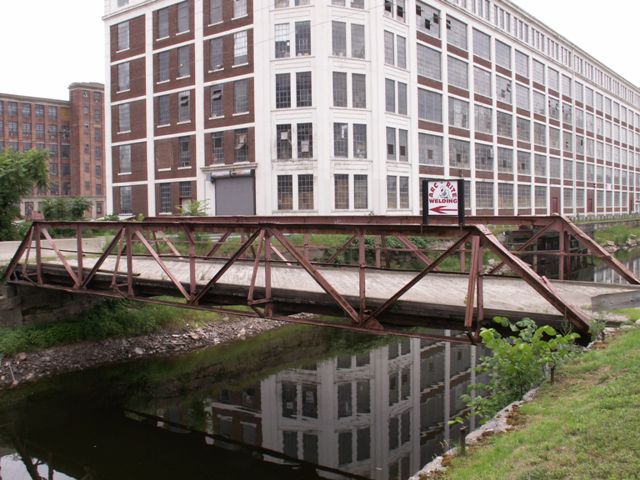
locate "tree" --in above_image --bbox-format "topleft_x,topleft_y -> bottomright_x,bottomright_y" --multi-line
0,149 -> 48,240
42,197 -> 92,221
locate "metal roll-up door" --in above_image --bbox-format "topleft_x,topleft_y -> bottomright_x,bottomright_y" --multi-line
214,176 -> 255,215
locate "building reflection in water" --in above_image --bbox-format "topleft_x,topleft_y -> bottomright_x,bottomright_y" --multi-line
193,332 -> 483,480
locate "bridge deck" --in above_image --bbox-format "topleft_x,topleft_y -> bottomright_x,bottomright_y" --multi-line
42,256 -> 639,324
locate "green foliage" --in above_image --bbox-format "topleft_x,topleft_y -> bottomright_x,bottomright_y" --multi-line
0,149 -> 48,240
0,300 -> 219,356
101,213 -> 121,221
593,224 -> 640,246
178,199 -> 209,216
463,317 -> 579,422
42,196 -> 91,221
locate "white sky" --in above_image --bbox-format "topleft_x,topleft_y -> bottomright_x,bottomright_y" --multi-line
0,0 -> 638,100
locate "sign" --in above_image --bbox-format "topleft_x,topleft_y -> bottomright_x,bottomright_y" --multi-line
422,179 -> 465,225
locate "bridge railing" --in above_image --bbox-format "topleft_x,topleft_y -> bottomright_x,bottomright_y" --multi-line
3,215 -> 633,343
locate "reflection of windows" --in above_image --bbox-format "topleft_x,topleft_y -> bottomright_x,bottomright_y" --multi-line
281,382 -> 297,418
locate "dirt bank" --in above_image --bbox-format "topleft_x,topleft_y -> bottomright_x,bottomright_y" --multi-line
0,315 -> 285,391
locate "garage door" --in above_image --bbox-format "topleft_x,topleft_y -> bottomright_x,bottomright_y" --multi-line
214,176 -> 255,215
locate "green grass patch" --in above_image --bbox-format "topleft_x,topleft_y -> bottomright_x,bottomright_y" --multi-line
611,308 -> 640,321
441,328 -> 640,480
0,299 -> 220,357
593,224 -> 640,246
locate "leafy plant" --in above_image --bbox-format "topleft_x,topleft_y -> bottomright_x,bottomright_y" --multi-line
462,317 -> 579,422
178,199 -> 209,217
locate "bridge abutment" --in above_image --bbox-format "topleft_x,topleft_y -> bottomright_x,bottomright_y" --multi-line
0,285 -> 104,327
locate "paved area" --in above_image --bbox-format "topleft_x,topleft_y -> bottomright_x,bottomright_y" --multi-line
50,256 -> 640,320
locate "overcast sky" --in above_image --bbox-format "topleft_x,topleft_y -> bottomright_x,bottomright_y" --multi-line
0,0 -> 638,100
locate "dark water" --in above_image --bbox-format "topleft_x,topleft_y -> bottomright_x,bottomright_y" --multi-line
571,246 -> 640,283
0,326 -> 486,480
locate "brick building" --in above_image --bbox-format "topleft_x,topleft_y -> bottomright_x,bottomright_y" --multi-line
0,83 -> 106,218
104,0 -> 640,218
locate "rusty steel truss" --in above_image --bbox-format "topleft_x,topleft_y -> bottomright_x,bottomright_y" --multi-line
3,215 -> 637,344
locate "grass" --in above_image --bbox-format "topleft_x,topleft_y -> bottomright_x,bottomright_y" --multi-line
0,299 -> 221,357
593,224 -> 640,246
611,307 -> 640,321
439,327 -> 640,480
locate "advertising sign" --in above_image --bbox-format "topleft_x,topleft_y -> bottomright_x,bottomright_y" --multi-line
422,179 -> 465,225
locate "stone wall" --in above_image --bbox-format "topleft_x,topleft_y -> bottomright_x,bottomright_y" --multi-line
0,285 -> 104,327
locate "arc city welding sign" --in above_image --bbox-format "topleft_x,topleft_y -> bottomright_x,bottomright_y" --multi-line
422,179 -> 465,225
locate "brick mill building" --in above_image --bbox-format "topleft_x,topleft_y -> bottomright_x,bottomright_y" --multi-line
104,0 -> 640,218
0,83 -> 106,218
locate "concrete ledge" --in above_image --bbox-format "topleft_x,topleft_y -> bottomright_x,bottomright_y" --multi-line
592,290 -> 640,311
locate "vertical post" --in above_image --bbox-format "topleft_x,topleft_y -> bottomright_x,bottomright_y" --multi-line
303,232 -> 309,261
476,239 -> 484,325
76,225 -> 84,286
240,233 -> 246,260
375,235 -> 381,268
358,230 -> 366,323
264,231 -> 273,317
382,235 -> 390,268
35,224 -> 42,285
126,225 -> 134,297
559,224 -> 565,280
464,235 -> 480,329
459,243 -> 466,273
188,226 -> 196,296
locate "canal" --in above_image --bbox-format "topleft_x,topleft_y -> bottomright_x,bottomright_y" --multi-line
0,325 -> 486,480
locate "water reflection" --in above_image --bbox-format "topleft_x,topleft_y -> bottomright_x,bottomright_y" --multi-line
575,247 -> 640,284
0,329 -> 485,480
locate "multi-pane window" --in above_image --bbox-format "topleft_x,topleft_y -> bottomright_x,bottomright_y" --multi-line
210,38 -> 223,70
210,85 -> 223,117
178,91 -> 190,122
396,35 -> 406,69
234,79 -> 248,113
515,50 -> 528,77
447,15 -> 467,49
398,129 -> 408,161
117,62 -> 130,91
387,176 -> 397,209
296,72 -> 312,107
384,31 -> 394,65
419,133 -> 443,165
233,0 -> 247,18
177,1 -> 189,32
210,0 -> 222,24
417,1 -> 440,38
234,128 -> 248,162
549,98 -> 560,120
178,46 -> 190,77
548,68 -> 559,91
212,132 -> 224,163
275,73 -> 291,108
385,79 -> 396,112
517,117 -> 530,143
159,184 -> 172,213
276,124 -> 292,159
474,67 -> 491,97
562,103 -> 572,126
516,84 -> 529,110
549,157 -> 561,178
158,95 -> 170,125
117,21 -> 129,51
333,72 -> 347,107
35,104 -> 44,117
118,103 -> 131,132
563,131 -> 573,152
473,28 -> 490,59
498,147 -> 513,173
534,123 -> 546,146
334,123 -> 348,158
449,98 -> 469,129
274,24 -> 290,58
476,182 -> 493,209
354,175 -> 368,209
351,24 -> 365,58
48,106 -> 57,119
475,105 -> 492,134
295,21 -> 311,55
496,76 -> 512,104
158,51 -> 170,81
418,89 -> 442,122
353,124 -> 367,158
298,174 -> 314,210
475,143 -> 493,171
495,40 -> 511,69
448,56 -> 468,89
498,183 -> 514,208
120,186 -> 132,214
518,184 -> 531,209
233,31 -> 248,65
277,175 -> 293,210
563,159 -> 573,180
334,174 -> 349,209
332,21 -> 347,56
561,75 -> 571,97
386,127 -> 396,160
532,59 -> 544,84
179,137 -> 191,167
497,111 -> 512,138
298,123 -> 313,158
533,91 -> 545,115
119,144 -> 132,173
417,44 -> 440,80
549,127 -> 560,149
517,151 -> 531,175
534,154 -> 547,176
449,139 -> 470,168
352,73 -> 366,108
